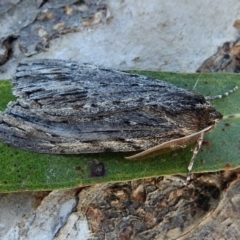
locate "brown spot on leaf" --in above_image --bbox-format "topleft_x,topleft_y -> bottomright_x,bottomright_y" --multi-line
75,165 -> 84,173
202,140 -> 211,147
225,163 -> 231,169
88,160 -> 105,177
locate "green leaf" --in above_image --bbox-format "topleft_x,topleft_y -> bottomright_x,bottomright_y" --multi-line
0,72 -> 239,192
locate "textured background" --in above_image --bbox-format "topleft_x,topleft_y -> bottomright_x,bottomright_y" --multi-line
1,0 -> 240,239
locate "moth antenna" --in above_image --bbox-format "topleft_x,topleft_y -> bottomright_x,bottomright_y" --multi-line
205,86 -> 238,101
192,73 -> 202,90
186,132 -> 204,182
223,113 -> 240,120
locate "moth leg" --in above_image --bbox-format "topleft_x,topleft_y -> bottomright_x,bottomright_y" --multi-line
186,132 -> 204,182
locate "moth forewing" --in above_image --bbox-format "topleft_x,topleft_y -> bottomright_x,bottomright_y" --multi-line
125,125 -> 215,160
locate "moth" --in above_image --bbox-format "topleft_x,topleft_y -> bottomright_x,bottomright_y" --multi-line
0,59 -> 231,179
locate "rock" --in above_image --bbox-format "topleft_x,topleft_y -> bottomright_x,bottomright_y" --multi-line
0,190 -> 78,240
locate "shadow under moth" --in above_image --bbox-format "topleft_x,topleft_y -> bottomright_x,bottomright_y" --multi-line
0,59 -> 232,179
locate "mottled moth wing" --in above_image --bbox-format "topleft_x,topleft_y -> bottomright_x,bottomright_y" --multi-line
0,59 -> 222,154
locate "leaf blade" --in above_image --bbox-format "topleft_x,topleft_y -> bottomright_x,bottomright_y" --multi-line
0,72 -> 239,192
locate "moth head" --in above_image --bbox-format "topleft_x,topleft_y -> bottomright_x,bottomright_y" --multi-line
205,104 -> 223,125
194,101 -> 222,130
